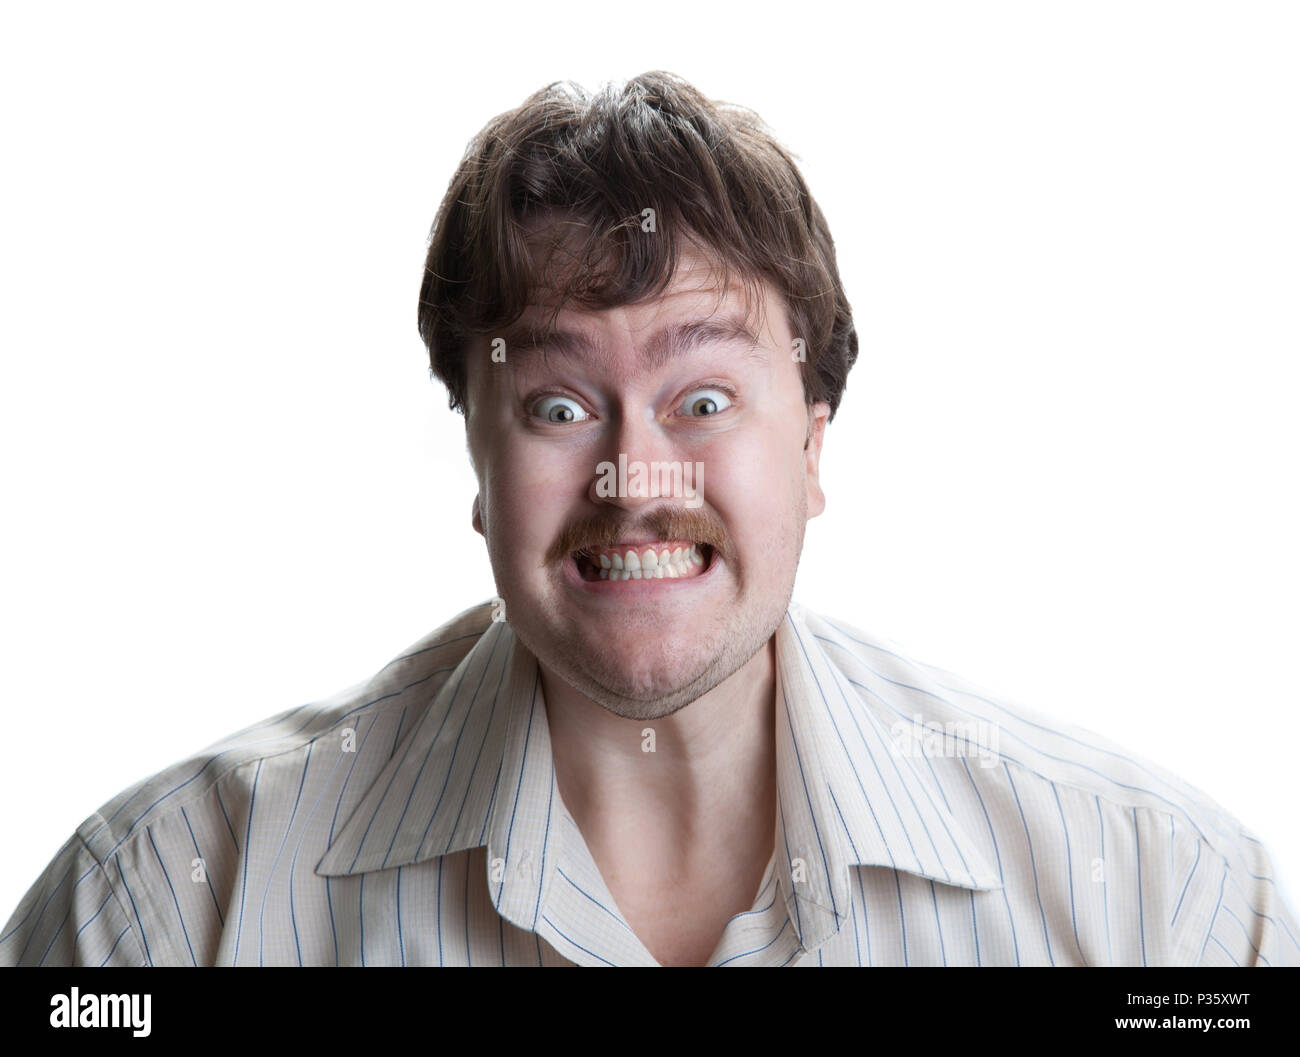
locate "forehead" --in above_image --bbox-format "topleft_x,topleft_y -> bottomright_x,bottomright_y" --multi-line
477,248 -> 785,377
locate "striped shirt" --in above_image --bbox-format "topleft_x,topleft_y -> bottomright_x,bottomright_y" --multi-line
3,599 -> 1295,966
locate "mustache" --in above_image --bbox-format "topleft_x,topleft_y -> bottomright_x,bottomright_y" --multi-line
546,507 -> 731,566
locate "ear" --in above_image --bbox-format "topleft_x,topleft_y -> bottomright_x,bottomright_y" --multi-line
803,402 -> 831,519
471,494 -> 485,537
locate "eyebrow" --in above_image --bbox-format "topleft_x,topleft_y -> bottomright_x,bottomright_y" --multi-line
493,314 -> 770,373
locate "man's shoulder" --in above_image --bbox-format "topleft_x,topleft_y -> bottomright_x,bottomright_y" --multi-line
75,600 -> 496,866
795,604 -> 1255,863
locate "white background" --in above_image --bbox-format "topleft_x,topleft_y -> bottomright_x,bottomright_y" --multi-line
2,1 -> 1296,924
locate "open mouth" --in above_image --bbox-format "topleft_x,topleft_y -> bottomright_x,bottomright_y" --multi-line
571,540 -> 714,582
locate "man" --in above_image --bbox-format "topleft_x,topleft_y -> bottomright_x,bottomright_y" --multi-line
3,71 -> 1295,967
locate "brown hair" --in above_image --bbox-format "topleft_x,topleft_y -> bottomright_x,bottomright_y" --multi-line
417,71 -> 858,419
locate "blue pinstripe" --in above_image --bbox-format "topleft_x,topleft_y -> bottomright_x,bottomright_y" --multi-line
960,757 -> 1020,965
69,892 -> 112,953
541,914 -> 616,965
99,924 -> 132,967
1005,764 -> 1055,966
1050,783 -> 1084,963
716,917 -> 793,966
779,681 -> 840,922
1096,795 -> 1112,964
114,852 -> 152,965
556,867 -> 641,938
179,805 -> 224,928
1133,807 -> 1147,965
147,826 -> 195,965
892,871 -> 908,965
1227,873 -> 1300,949
440,644 -> 511,854
259,742 -> 313,965
1171,838 -> 1201,928
15,859 -> 95,965
326,713 -> 379,966
412,639 -> 507,864
231,757 -> 263,964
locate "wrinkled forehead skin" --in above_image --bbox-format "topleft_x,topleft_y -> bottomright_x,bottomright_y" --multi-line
462,210 -> 792,427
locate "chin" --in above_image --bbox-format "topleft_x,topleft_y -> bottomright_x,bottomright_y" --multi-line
509,617 -> 718,719
567,638 -> 716,703
595,656 -> 709,704
557,663 -> 717,721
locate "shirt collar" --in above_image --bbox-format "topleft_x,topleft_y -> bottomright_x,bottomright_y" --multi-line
316,601 -> 1002,954
771,602 -> 1003,950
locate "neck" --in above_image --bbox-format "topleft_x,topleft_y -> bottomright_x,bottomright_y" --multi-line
542,637 -> 778,859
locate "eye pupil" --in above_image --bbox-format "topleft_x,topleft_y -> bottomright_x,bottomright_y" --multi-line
693,397 -> 718,416
550,405 -> 574,422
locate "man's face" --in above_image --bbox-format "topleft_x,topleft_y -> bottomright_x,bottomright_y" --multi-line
464,246 -> 829,721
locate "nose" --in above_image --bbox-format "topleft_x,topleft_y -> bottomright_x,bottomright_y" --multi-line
585,401 -> 682,512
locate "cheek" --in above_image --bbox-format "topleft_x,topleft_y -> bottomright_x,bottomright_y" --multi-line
713,420 -> 803,499
704,427 -> 805,549
505,444 -> 591,510
483,444 -> 586,549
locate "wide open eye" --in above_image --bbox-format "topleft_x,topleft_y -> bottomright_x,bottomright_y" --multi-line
679,388 -> 733,417
532,395 -> 590,423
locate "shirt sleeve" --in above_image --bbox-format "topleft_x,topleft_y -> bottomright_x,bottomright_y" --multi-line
0,833 -> 149,967
1197,835 -> 1300,967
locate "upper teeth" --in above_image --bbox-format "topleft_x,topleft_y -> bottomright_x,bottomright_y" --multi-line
592,544 -> 705,580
